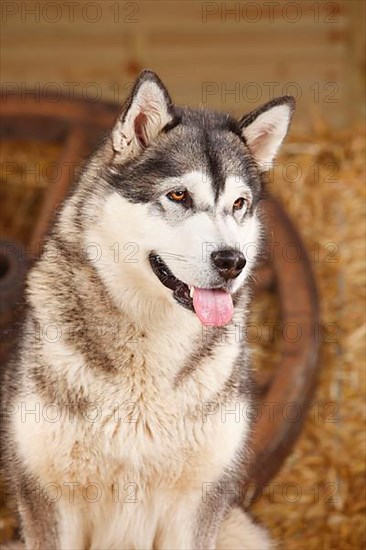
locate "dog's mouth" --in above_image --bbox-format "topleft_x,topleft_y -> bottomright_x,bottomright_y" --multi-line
149,253 -> 234,327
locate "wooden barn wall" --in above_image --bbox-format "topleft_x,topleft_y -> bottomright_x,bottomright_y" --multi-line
1,0 -> 365,130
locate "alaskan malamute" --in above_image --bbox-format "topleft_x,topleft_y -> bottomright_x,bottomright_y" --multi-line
1,70 -> 294,549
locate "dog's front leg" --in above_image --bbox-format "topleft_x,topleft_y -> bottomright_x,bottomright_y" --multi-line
153,493 -> 221,550
191,512 -> 222,550
57,502 -> 88,550
152,493 -> 205,550
191,494 -> 229,550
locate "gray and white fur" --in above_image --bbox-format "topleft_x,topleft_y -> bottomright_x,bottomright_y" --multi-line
1,70 -> 294,549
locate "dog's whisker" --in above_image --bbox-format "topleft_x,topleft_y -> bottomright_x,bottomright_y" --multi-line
159,252 -> 189,263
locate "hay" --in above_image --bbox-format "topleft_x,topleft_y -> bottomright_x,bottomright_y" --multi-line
250,123 -> 366,549
0,124 -> 365,548
0,141 -> 62,244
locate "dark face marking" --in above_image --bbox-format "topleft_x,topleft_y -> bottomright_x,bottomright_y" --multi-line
203,129 -> 227,201
104,106 -> 263,211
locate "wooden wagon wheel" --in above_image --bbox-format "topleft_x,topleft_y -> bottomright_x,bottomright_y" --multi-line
0,94 -> 320,505
244,196 -> 320,505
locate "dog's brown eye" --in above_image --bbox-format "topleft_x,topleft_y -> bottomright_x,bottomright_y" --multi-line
167,190 -> 188,203
233,197 -> 246,211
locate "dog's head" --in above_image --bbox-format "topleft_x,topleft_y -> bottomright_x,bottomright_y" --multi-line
90,70 -> 294,327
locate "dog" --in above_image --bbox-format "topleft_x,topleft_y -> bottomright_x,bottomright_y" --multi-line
1,70 -> 294,549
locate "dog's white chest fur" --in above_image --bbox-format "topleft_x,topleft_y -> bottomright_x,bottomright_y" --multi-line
13,317 -> 248,548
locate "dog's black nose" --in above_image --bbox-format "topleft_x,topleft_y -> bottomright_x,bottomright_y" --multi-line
211,249 -> 246,280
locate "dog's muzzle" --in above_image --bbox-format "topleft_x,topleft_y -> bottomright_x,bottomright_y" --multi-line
148,252 -> 236,326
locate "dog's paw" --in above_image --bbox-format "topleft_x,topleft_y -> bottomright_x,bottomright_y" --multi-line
216,507 -> 273,550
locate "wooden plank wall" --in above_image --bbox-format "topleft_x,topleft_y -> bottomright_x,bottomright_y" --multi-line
1,0 -> 365,129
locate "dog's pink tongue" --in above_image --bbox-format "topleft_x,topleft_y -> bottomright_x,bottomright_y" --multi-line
192,288 -> 233,327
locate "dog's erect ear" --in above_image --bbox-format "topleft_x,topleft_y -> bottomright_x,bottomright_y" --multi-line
111,70 -> 174,162
239,96 -> 295,170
